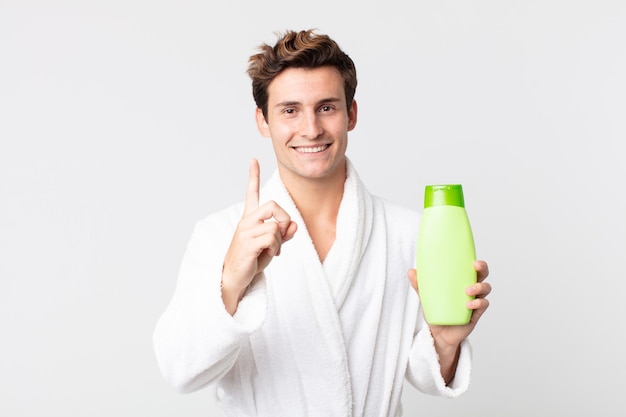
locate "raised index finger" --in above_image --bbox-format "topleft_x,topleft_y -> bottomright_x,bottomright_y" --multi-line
244,158 -> 260,216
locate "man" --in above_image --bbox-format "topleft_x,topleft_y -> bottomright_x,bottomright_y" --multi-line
154,29 -> 491,416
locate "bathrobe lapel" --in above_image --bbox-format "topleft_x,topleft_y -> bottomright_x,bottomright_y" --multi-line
323,160 -> 375,309
254,160 -> 382,416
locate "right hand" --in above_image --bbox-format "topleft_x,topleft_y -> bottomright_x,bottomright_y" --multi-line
221,159 -> 297,314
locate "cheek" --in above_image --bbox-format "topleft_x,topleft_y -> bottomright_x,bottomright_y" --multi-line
276,123 -> 296,138
331,125 -> 350,141
268,124 -> 294,145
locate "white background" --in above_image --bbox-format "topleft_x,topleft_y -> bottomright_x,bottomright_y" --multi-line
1,0 -> 625,416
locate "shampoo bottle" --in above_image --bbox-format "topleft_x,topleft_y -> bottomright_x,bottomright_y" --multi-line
416,184 -> 476,325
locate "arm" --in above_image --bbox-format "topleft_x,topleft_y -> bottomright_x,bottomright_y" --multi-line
404,314 -> 473,397
152,213 -> 267,393
406,260 -> 491,392
153,159 -> 297,393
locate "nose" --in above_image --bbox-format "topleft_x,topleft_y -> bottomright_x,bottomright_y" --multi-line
298,110 -> 323,139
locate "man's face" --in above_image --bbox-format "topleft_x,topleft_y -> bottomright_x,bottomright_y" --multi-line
256,66 -> 357,185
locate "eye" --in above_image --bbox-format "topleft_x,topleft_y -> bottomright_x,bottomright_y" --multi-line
281,107 -> 298,117
319,105 -> 334,113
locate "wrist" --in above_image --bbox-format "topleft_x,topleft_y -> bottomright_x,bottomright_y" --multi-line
433,337 -> 461,358
430,332 -> 462,385
220,275 -> 248,316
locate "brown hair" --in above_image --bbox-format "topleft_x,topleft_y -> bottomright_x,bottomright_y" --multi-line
247,29 -> 357,120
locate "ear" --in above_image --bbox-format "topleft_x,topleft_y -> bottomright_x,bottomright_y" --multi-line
347,99 -> 358,131
255,107 -> 271,137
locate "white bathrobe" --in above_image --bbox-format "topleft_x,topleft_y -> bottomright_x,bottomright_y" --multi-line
153,160 -> 471,417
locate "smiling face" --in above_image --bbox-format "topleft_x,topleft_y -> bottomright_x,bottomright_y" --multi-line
255,66 -> 358,187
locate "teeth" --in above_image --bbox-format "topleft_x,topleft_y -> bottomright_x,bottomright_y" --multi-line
297,145 -> 328,153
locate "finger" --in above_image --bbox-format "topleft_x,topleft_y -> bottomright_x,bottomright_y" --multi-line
467,298 -> 490,323
467,282 -> 492,298
257,201 -> 294,238
244,158 -> 260,216
474,260 -> 489,283
282,220 -> 298,242
251,222 -> 285,257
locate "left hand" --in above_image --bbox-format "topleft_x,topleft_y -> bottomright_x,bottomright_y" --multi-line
407,260 -> 491,350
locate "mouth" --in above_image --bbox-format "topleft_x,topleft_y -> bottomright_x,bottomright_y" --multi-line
293,144 -> 330,154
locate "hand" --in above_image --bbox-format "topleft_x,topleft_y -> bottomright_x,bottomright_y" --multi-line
221,159 -> 298,314
407,260 -> 491,382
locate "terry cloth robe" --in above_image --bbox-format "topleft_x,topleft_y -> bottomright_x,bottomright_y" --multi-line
153,160 -> 472,417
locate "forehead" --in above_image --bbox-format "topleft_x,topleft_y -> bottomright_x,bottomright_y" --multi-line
267,66 -> 345,104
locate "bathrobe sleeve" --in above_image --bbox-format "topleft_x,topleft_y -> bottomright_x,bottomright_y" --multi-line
153,204 -> 267,394
404,306 -> 472,397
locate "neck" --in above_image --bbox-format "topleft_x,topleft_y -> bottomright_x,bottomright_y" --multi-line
280,162 -> 347,217
279,161 -> 347,262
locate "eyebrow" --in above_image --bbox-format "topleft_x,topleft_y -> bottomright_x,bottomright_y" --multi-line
273,97 -> 342,109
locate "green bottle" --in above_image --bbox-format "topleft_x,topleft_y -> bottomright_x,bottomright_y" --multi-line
416,184 -> 477,325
